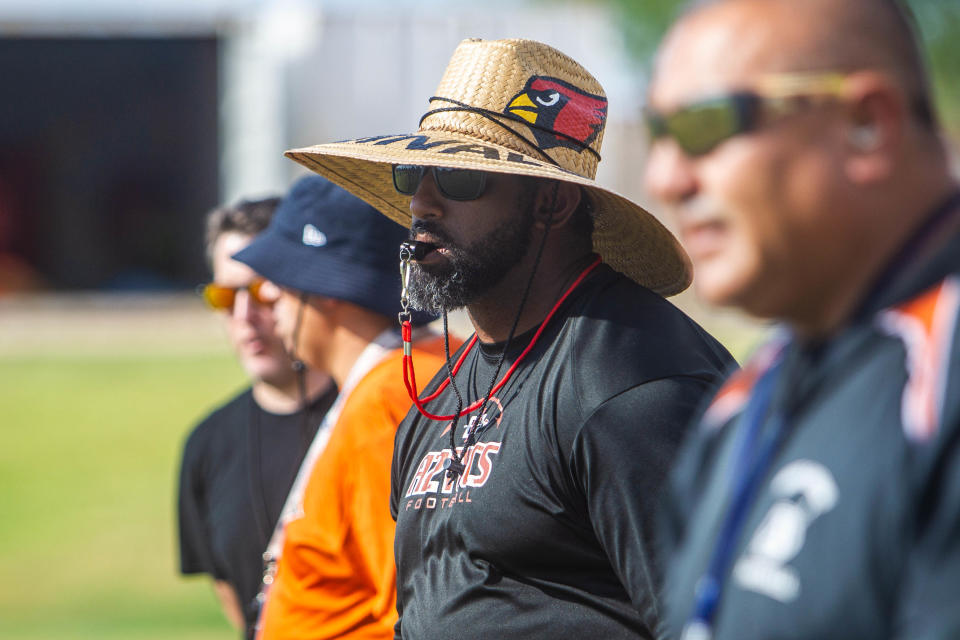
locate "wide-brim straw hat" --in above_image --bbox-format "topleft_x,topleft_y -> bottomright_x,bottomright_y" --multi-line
285,38 -> 692,296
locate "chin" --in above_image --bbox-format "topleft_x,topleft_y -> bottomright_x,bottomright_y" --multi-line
244,355 -> 291,383
699,275 -> 787,323
693,261 -> 756,310
692,237 -> 764,300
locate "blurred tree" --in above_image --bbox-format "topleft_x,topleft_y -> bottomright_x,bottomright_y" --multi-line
596,0 -> 960,139
912,1 -> 960,138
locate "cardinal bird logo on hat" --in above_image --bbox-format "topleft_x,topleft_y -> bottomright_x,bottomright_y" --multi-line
504,76 -> 608,153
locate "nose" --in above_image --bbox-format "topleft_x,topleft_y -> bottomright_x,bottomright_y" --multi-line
643,139 -> 699,206
409,169 -> 444,223
271,290 -> 296,341
231,288 -> 255,322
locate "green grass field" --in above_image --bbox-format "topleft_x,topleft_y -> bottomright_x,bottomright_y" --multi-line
0,294 -> 764,640
0,350 -> 246,640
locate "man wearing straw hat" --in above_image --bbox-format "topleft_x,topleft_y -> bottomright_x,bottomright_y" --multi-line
282,39 -> 734,638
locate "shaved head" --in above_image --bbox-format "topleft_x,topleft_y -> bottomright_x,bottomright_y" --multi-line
645,0 -> 956,333
670,0 -> 936,129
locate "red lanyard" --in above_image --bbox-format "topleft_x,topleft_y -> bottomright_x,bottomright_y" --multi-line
401,256 -> 602,421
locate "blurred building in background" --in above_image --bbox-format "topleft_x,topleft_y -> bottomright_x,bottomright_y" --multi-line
0,0 -> 652,293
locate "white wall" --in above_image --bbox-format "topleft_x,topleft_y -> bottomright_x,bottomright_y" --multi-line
275,3 -> 653,210
0,0 -> 657,217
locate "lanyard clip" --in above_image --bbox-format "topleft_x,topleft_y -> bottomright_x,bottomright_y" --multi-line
398,243 -> 414,326
398,240 -> 438,326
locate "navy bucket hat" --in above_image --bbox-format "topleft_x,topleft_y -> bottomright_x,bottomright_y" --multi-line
234,174 -> 422,322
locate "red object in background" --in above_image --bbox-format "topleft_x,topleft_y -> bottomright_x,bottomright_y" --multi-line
0,168 -> 44,295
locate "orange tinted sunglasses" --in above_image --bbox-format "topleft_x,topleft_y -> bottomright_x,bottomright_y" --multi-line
200,279 -> 273,311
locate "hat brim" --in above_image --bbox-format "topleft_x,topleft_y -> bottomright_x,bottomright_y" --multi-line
285,130 -> 692,296
232,223 -> 407,320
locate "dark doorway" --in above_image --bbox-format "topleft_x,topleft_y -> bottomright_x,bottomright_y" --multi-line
0,36 -> 219,291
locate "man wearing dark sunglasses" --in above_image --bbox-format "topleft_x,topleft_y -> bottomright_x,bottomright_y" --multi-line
178,197 -> 336,639
276,38 -> 734,639
393,164 -> 562,315
644,1 -> 960,639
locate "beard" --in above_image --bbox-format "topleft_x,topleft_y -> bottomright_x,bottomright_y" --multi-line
406,206 -> 535,314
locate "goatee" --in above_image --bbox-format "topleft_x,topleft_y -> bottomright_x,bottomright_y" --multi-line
407,210 -> 534,314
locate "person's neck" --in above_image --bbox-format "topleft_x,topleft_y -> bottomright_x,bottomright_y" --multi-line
251,368 -> 333,415
325,315 -> 394,388
790,178 -> 960,342
466,250 -> 596,344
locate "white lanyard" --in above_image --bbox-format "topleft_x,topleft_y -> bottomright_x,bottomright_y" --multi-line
255,329 -> 403,610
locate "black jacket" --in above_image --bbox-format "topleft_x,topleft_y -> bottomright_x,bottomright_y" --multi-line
661,223 -> 960,640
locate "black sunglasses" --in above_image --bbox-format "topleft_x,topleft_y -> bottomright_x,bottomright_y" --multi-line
392,165 -> 488,201
645,72 -> 850,156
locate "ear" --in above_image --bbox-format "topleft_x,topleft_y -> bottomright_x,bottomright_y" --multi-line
531,181 -> 582,229
258,280 -> 282,304
842,73 -> 904,185
306,294 -> 337,314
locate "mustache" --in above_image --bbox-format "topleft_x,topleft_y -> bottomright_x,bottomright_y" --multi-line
668,194 -> 727,224
409,220 -> 456,246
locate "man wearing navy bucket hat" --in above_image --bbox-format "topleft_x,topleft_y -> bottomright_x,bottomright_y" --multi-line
233,174 -> 448,640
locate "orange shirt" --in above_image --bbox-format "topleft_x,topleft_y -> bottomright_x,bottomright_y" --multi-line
258,336 -> 448,639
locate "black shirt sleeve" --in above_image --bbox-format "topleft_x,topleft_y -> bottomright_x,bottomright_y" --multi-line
569,375 -> 714,639
177,425 -> 219,577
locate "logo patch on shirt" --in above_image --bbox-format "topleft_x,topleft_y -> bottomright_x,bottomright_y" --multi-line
404,400 -> 505,512
302,224 -> 327,247
733,459 -> 838,603
441,397 -> 504,438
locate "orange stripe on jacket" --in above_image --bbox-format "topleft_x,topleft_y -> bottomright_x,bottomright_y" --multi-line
702,338 -> 787,431
877,277 -> 960,443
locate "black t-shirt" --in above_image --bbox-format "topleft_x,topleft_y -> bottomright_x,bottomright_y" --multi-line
178,384 -> 336,637
390,264 -> 734,639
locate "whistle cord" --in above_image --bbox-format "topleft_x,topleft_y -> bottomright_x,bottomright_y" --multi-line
248,292 -> 312,553
290,292 -> 312,452
440,309 -> 466,475
444,222 -> 548,480
437,211 -> 554,482
402,229 -> 601,426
